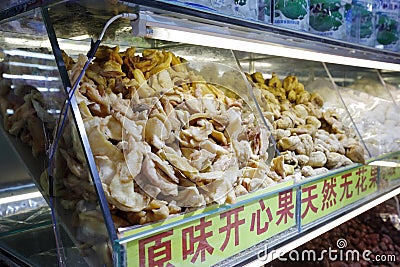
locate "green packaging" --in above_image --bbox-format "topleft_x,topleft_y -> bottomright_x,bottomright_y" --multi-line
348,0 -> 375,46
309,0 -> 349,39
274,0 -> 309,30
374,0 -> 399,51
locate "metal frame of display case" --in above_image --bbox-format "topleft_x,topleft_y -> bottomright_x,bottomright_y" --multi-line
40,6 -> 119,243
1,1 -> 400,266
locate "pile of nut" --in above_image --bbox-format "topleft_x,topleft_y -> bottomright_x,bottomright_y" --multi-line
63,46 -> 288,227
248,72 -> 365,178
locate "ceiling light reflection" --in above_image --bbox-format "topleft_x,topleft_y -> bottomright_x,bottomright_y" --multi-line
8,62 -> 58,70
145,23 -> 400,72
2,73 -> 59,81
3,49 -> 54,60
37,87 -> 60,92
369,160 -> 400,168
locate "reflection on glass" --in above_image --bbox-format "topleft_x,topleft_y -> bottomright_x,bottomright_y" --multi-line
161,0 -> 260,21
0,8 -> 112,267
380,70 -> 400,105
327,63 -> 400,157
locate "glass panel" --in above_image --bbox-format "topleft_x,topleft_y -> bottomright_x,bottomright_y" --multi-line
0,8 -> 62,198
0,222 -> 88,267
0,8 -> 113,266
0,124 -> 32,188
380,70 -> 400,105
48,110 -> 114,266
0,0 -> 30,11
50,6 -> 297,250
237,54 -> 368,181
327,63 -> 400,157
327,64 -> 393,100
0,184 -> 50,237
48,0 -> 136,42
116,188 -> 298,266
61,40 -> 277,224
48,5 -> 298,267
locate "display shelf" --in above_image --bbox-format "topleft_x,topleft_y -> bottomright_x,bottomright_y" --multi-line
0,1 -> 400,267
1,1 -> 400,66
127,1 -> 400,67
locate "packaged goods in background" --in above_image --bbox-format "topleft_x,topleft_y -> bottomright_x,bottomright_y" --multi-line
347,0 -> 375,46
309,0 -> 349,39
274,0 -> 309,31
374,0 -> 400,51
260,0 -> 272,23
213,0 -> 260,19
181,0 -> 260,20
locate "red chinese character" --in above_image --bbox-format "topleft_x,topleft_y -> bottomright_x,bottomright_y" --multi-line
321,177 -> 337,211
301,184 -> 318,219
339,172 -> 353,201
219,206 -> 245,252
276,189 -> 294,225
139,230 -> 174,267
250,200 -> 273,235
369,166 -> 378,189
182,217 -> 214,263
355,167 -> 367,194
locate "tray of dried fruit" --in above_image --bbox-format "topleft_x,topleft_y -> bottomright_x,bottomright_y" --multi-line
1,1 -> 400,267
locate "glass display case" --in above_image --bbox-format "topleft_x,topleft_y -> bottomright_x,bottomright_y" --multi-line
1,1 -> 400,267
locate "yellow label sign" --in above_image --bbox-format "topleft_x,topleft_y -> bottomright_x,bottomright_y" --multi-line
300,165 -> 378,225
121,165 -> 379,266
